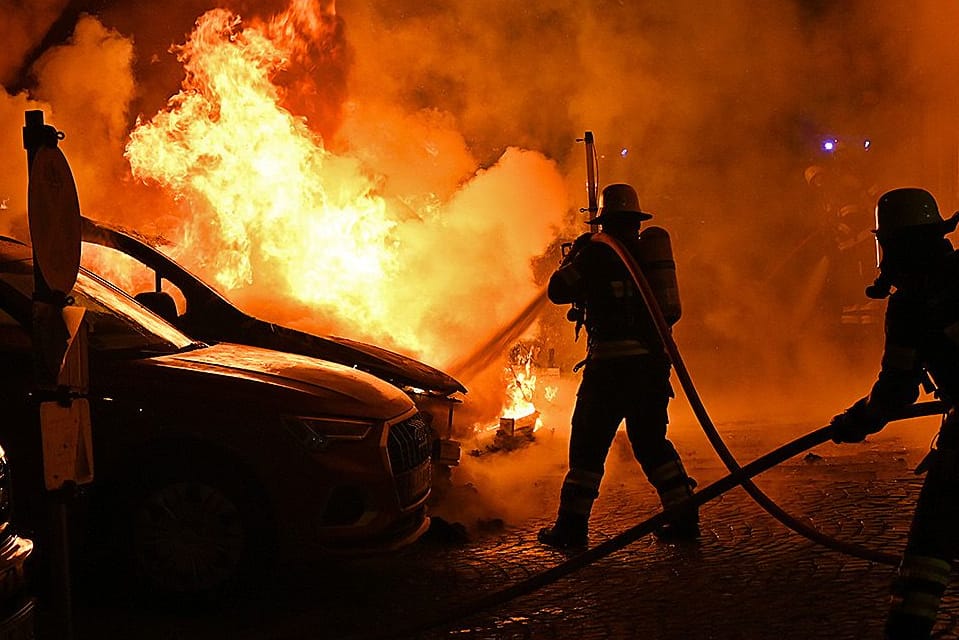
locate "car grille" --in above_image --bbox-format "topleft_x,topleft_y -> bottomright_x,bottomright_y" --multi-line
387,414 -> 432,506
388,414 -> 431,473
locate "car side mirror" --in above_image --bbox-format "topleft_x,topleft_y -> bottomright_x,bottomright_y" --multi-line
134,291 -> 178,324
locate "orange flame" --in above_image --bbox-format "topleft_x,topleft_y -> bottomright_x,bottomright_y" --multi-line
125,4 -> 405,342
503,363 -> 536,420
500,345 -> 545,431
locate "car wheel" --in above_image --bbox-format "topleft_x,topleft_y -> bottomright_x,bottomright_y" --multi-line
132,479 -> 246,596
119,452 -> 273,601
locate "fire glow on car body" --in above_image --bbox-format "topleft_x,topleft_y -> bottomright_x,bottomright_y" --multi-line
0,235 -> 431,596
79,217 -> 467,473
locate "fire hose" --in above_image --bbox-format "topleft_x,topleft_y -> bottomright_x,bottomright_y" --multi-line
351,233 -> 948,640
357,408 -> 940,640
591,231 -> 947,566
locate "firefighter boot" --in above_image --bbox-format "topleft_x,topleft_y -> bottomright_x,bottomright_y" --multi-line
885,446 -> 959,639
648,458 -> 699,542
538,470 -> 598,550
538,511 -> 588,550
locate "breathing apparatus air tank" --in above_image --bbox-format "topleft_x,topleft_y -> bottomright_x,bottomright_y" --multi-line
636,226 -> 681,324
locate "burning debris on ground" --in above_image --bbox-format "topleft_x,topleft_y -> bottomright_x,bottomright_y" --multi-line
468,413 -> 540,457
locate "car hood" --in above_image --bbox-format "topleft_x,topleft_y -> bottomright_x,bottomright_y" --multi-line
143,343 -> 414,420
79,217 -> 467,397
258,323 -> 467,396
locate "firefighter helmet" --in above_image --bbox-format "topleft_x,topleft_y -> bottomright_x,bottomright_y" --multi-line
874,188 -> 958,238
587,183 -> 653,225
804,164 -> 826,188
867,188 -> 959,298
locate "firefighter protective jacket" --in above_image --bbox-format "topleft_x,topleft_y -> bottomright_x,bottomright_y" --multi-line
548,235 -> 669,360
867,248 -> 959,415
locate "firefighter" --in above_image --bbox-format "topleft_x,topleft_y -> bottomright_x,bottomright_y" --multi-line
538,183 -> 698,550
829,187 -> 959,639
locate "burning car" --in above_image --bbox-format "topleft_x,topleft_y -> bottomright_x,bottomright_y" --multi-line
79,217 -> 467,478
0,235 -> 432,597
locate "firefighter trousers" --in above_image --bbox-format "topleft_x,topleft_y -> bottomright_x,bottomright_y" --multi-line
557,355 -> 694,523
886,408 -> 959,639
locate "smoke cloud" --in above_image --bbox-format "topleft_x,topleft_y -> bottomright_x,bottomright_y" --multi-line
0,0 -> 71,87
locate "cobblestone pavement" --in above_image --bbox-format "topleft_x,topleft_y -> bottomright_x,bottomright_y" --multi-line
62,417 -> 959,640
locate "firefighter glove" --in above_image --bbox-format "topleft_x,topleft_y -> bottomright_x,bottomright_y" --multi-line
562,232 -> 594,265
830,397 -> 886,443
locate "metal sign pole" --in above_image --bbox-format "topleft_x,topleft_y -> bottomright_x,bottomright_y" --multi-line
23,109 -> 91,640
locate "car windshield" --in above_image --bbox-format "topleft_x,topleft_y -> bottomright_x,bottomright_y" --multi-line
81,223 -> 235,306
1,267 -> 195,354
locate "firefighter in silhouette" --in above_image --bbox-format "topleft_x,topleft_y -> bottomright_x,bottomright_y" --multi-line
829,188 -> 959,639
539,183 -> 698,549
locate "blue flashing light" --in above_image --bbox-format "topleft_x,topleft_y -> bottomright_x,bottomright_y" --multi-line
620,147 -> 628,158
863,139 -> 872,151
822,138 -> 837,152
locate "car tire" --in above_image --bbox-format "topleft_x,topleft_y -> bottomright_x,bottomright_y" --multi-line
111,449 -> 274,603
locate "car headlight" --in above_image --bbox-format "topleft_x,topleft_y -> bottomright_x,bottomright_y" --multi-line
281,416 -> 374,452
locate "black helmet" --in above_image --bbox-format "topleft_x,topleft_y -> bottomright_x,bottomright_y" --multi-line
874,188 -> 958,239
587,183 -> 653,226
866,188 -> 959,299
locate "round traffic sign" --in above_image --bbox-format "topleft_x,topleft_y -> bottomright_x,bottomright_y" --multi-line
28,146 -> 81,294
